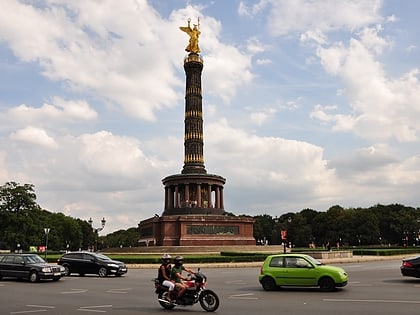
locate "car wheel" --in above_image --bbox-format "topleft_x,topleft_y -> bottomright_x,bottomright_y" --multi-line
63,265 -> 70,276
29,271 -> 39,283
319,277 -> 335,292
261,276 -> 276,291
98,267 -> 108,278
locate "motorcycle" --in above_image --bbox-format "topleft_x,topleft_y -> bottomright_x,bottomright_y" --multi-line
154,269 -> 220,312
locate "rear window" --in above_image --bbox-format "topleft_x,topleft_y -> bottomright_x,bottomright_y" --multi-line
64,253 -> 83,259
269,256 -> 284,267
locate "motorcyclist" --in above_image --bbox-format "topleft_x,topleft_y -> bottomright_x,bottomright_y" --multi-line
157,254 -> 175,302
170,255 -> 195,299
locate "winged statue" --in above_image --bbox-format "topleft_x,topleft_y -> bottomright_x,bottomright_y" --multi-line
179,18 -> 201,54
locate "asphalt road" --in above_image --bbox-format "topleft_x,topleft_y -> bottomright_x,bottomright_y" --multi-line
1,259 -> 419,315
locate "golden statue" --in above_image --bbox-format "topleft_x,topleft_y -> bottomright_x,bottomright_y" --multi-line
179,18 -> 201,54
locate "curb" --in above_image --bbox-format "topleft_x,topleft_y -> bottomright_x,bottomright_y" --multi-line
127,254 -> 410,269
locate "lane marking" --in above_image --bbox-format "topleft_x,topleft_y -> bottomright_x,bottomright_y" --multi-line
61,288 -> 87,294
11,311 -> 48,314
229,293 -> 258,300
77,305 -> 113,313
11,305 -> 55,314
226,280 -> 246,285
107,288 -> 131,294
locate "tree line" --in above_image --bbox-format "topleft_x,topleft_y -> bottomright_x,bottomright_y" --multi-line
253,204 -> 420,248
1,182 -> 419,251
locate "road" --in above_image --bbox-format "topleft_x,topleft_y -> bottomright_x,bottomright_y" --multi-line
1,259 -> 419,314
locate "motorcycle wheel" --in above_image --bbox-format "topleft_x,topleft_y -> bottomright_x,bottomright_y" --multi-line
158,291 -> 175,310
199,290 -> 220,312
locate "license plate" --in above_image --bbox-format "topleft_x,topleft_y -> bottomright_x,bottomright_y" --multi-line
54,272 -> 61,276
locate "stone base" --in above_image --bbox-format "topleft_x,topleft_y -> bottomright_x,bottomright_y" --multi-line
139,214 -> 255,246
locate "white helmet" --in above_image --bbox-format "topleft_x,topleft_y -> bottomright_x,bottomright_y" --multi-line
162,254 -> 171,263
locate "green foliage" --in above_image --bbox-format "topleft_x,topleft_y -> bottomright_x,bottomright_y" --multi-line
102,227 -> 140,248
254,204 -> 420,248
0,182 -> 95,251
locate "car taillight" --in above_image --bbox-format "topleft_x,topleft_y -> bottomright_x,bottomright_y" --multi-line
403,261 -> 413,268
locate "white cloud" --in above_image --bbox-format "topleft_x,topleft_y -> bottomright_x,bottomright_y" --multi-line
0,1 -> 253,121
10,126 -> 57,148
249,107 -> 277,125
79,131 -> 150,178
315,36 -> 420,142
266,0 -> 382,36
6,98 -> 97,123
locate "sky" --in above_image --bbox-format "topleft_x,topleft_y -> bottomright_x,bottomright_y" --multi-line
0,0 -> 419,235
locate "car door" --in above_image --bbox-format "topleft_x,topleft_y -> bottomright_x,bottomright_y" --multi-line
68,253 -> 83,274
268,256 -> 288,285
0,256 -> 16,277
82,253 -> 99,275
13,255 -> 28,279
283,257 -> 317,286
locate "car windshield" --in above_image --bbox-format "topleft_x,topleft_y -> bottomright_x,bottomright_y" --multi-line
25,255 -> 46,264
304,255 -> 322,266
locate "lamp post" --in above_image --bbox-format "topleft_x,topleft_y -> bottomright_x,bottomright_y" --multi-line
44,228 -> 50,260
88,217 -> 106,252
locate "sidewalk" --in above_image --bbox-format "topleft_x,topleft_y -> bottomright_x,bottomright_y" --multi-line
127,254 -> 411,269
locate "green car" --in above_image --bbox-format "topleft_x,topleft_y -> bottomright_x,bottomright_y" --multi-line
259,253 -> 348,292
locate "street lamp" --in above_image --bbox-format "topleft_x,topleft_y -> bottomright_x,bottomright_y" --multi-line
44,228 -> 50,260
88,217 -> 106,251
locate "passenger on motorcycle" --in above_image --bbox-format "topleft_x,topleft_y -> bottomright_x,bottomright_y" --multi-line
170,255 -> 195,299
158,254 -> 175,302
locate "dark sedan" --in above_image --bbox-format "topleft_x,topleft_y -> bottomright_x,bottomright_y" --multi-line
0,253 -> 65,282
401,256 -> 420,278
57,251 -> 127,277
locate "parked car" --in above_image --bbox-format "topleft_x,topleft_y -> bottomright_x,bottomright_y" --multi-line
57,251 -> 128,277
258,253 -> 348,292
400,256 -> 420,278
0,253 -> 65,283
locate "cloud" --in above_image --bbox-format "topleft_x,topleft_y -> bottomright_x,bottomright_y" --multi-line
315,36 -> 420,142
266,0 -> 382,36
6,97 -> 97,123
10,126 -> 57,148
0,1 -> 255,120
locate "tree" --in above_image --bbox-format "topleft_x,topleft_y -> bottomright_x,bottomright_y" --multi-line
0,182 -> 42,250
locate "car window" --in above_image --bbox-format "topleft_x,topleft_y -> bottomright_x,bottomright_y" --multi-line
295,257 -> 311,268
304,255 -> 322,266
66,253 -> 83,259
14,256 -> 24,264
82,253 -> 94,260
94,253 -> 111,261
26,255 -> 45,264
285,257 -> 299,267
3,256 -> 15,263
269,256 -> 284,267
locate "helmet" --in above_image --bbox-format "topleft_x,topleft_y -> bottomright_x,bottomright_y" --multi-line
162,253 -> 171,264
174,255 -> 184,265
